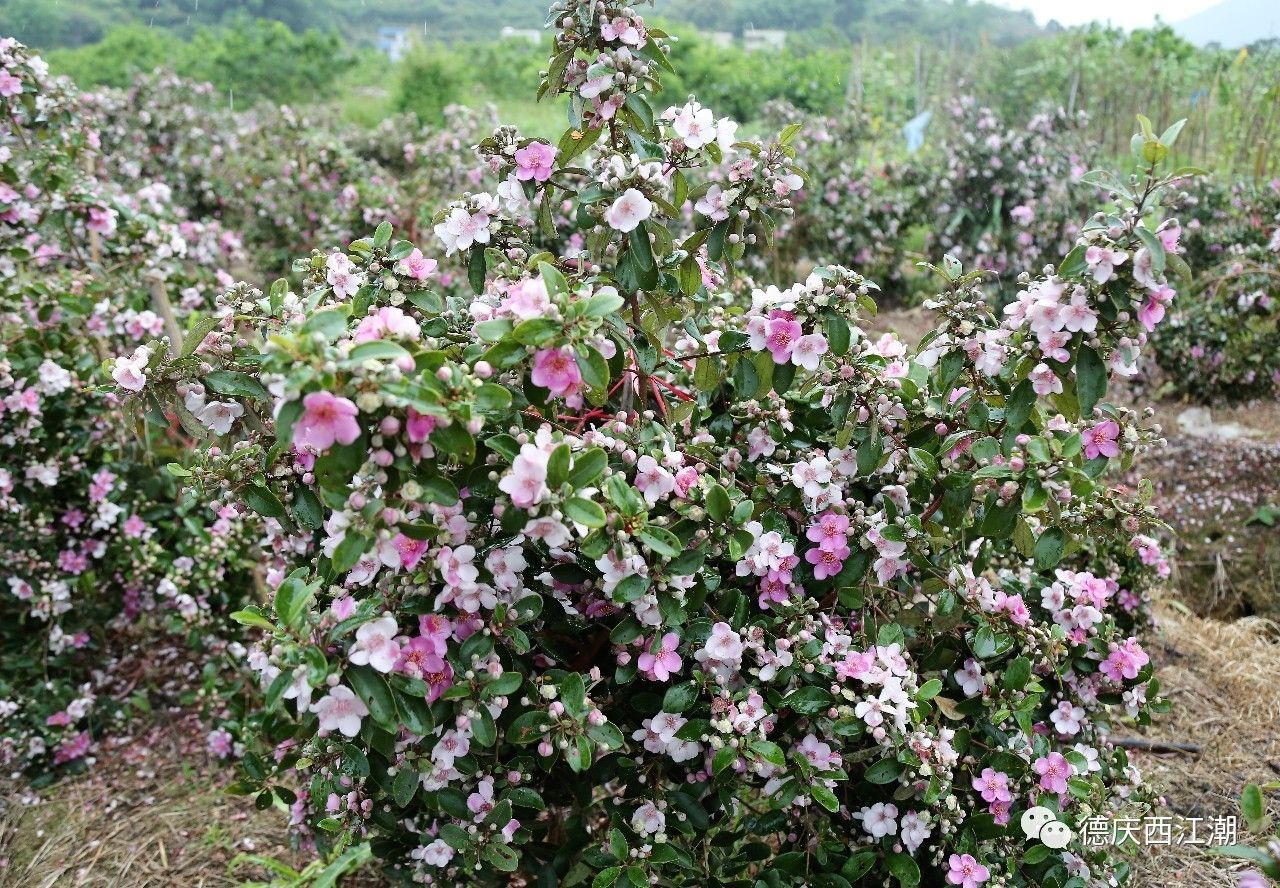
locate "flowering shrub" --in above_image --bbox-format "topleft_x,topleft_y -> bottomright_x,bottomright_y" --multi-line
0,38 -> 260,778
106,4 -> 1200,884
928,98 -> 1097,282
759,101 -> 933,300
1150,180 -> 1280,401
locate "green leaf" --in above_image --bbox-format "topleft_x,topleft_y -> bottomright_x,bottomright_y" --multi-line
274,575 -> 310,630
886,852 -> 921,886
568,448 -> 608,488
347,665 -> 398,728
302,307 -> 349,341
348,339 -> 411,364
205,370 -> 269,401
1076,346 -> 1107,418
468,245 -> 487,295
705,482 -> 731,521
864,758 -> 902,784
243,483 -> 286,520
564,497 -> 606,528
1033,527 -> 1067,571
392,766 -> 418,807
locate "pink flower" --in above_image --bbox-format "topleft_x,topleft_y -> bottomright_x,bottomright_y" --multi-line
122,514 -> 148,538
764,316 -> 803,363
790,333 -> 829,370
531,347 -> 582,398
0,70 -> 22,97
971,767 -> 1011,803
638,632 -> 683,681
804,544 -> 849,580
53,731 -> 91,764
1099,636 -> 1149,682
946,854 -> 990,888
1081,420 -> 1119,460
514,142 -> 558,183
807,511 -> 850,551
1084,245 -> 1127,284
45,711 -> 71,727
349,616 -> 401,673
396,248 -> 437,280
604,188 -> 652,233
313,685 -> 369,737
405,407 -> 438,443
294,391 -> 361,452
1033,751 -> 1072,793
111,346 -> 151,392
393,533 -> 431,571
498,444 -> 549,509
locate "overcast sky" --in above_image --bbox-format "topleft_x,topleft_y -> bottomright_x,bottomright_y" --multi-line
987,0 -> 1220,30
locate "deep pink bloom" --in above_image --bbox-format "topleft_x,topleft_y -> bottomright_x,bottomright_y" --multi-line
393,533 -> 431,571
804,544 -> 849,580
406,406 -> 438,443
1033,751 -> 1072,793
806,511 -> 850,551
531,347 -> 582,398
1082,420 -> 1120,460
514,142 -> 558,183
294,391 -> 361,452
764,316 -> 803,363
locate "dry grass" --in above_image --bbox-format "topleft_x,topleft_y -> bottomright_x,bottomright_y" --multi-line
0,712 -> 314,887
1129,602 -> 1280,886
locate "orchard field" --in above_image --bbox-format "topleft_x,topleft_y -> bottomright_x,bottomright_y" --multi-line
1,1 -> 1279,886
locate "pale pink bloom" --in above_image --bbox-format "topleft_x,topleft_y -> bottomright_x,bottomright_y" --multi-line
514,141 -> 558,183
326,252 -> 363,298
467,777 -> 496,821
1050,700 -> 1086,735
313,685 -> 369,737
1084,245 -> 1127,284
499,444 -> 550,509
631,801 -> 665,836
1030,362 -> 1063,395
955,659 -> 985,696
196,400 -> 244,435
634,455 -> 675,504
694,183 -> 732,221
531,347 -> 582,398
111,346 -> 151,392
1081,420 -> 1120,460
638,632 -> 682,681
86,206 -> 117,235
349,616 -> 401,673
295,391 -> 361,452
0,70 -> 21,97
858,802 -> 899,838
604,188 -> 652,233
396,247 -> 437,280
419,839 -> 454,867
1010,204 -> 1034,224
790,333 -> 829,370
972,767 -> 1011,803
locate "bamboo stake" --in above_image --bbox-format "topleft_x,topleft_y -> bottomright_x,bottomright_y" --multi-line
147,274 -> 184,357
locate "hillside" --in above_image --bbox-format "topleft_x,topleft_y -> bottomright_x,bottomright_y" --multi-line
1173,0 -> 1280,47
0,0 -> 1043,49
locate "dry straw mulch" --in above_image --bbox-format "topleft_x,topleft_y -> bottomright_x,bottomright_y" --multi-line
0,711 -> 311,887
1129,603 -> 1280,886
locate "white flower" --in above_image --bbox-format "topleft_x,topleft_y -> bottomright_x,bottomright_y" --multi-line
348,616 -> 401,673
955,658 -> 985,696
858,802 -> 899,838
631,800 -> 666,836
196,400 -> 244,435
604,188 -> 652,233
